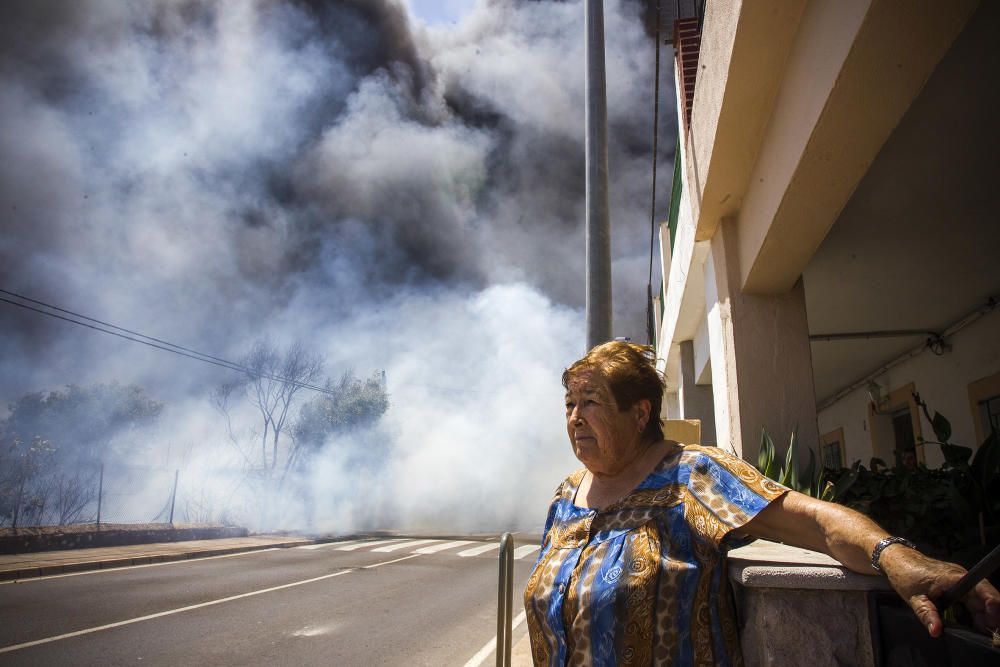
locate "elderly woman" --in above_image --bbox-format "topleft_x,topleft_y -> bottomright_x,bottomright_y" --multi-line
524,341 -> 999,665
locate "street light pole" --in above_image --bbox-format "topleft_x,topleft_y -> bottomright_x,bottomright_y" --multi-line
585,0 -> 613,351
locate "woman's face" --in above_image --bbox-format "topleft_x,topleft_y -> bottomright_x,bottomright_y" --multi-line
564,369 -> 648,476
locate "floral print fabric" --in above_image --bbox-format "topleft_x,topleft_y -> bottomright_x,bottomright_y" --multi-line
524,444 -> 788,666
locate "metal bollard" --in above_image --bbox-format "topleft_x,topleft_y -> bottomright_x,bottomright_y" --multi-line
496,532 -> 514,667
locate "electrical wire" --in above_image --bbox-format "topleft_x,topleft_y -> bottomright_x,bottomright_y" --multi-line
646,0 -> 663,346
0,290 -> 339,397
0,288 -> 547,399
0,288 -> 239,369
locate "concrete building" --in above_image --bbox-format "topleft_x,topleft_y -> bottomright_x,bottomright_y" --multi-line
654,0 -> 1000,469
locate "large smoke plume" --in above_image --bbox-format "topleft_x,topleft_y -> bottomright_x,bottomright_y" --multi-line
0,0 -> 675,533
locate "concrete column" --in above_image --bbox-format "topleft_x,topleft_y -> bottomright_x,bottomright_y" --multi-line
704,220 -> 819,460
662,391 -> 681,420
679,340 -> 717,445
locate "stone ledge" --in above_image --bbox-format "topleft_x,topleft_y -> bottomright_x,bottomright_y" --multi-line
0,524 -> 248,554
729,540 -> 892,592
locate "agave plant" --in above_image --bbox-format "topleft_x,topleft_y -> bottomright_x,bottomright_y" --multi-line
756,427 -> 832,500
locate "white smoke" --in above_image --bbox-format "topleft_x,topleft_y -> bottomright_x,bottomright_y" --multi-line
0,0 -> 673,532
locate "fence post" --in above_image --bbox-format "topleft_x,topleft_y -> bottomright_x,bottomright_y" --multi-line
168,469 -> 179,525
496,532 -> 514,667
12,476 -> 25,530
96,464 -> 104,529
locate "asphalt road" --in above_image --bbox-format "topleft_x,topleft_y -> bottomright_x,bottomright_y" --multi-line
0,536 -> 538,666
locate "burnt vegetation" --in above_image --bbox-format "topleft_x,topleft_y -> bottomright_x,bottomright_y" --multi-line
0,383 -> 162,527
0,339 -> 389,529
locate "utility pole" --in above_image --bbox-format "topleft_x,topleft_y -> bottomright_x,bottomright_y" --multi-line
585,0 -> 612,351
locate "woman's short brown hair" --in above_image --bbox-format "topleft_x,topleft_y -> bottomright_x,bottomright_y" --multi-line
562,340 -> 665,443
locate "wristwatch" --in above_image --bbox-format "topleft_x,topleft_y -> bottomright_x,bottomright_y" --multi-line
871,536 -> 917,573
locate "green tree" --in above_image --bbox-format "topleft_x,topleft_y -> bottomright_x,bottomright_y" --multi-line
290,370 -> 389,473
0,383 -> 162,526
1,383 -> 162,466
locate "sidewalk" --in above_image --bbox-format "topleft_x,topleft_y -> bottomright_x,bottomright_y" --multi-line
0,535 -> 312,581
512,629 -> 534,666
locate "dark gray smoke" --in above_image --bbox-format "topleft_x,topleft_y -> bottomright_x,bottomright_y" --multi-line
0,0 -> 676,531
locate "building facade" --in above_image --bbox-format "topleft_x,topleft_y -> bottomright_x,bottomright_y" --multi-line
655,0 -> 1000,468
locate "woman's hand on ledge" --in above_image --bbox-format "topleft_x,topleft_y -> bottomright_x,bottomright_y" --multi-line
879,545 -> 1000,638
743,490 -> 1000,637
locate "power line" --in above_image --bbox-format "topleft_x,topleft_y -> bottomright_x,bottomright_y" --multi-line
0,289 -> 338,397
0,287 -> 559,400
0,288 -> 239,369
646,0 -> 663,346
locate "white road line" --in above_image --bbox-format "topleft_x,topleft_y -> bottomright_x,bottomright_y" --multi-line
0,548 -> 284,585
457,543 -> 500,557
413,540 -> 475,554
334,538 -> 407,551
512,545 -> 540,560
462,610 -> 527,667
297,540 -> 363,550
0,553 -> 421,654
371,539 -> 439,552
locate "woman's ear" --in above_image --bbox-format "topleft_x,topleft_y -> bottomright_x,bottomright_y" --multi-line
635,399 -> 652,428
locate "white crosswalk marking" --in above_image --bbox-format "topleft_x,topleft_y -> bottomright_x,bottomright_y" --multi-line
335,538 -> 407,551
298,540 -> 364,551
513,545 -> 540,560
298,537 -> 527,558
413,540 -> 475,554
371,539 -> 440,552
457,543 -> 500,557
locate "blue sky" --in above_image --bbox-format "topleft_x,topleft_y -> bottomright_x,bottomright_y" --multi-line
407,0 -> 479,25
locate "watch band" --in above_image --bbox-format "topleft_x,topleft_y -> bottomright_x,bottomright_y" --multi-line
871,536 -> 917,573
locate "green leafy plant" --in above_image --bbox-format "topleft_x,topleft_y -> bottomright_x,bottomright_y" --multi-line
822,400 -> 1000,564
912,393 -> 999,549
754,403 -> 1000,564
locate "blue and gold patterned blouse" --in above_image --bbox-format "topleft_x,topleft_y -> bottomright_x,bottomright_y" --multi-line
523,444 -> 788,666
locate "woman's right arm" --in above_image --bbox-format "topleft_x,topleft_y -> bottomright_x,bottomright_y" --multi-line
743,489 -> 1000,637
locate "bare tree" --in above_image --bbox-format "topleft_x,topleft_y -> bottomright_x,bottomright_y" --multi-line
211,380 -> 254,468
54,472 -> 97,525
215,339 -> 324,477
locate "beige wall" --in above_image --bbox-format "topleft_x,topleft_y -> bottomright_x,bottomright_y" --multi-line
704,221 -> 819,461
660,0 -> 986,468
817,311 -> 1000,468
686,0 -> 807,240
684,0 -> 978,296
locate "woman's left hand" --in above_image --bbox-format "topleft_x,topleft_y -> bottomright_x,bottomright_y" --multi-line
744,491 -> 1000,638
880,545 -> 1000,637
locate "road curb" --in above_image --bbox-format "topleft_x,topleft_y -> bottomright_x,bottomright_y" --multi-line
0,540 -> 313,582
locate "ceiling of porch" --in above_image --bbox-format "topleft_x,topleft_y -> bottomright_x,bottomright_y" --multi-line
803,1 -> 1000,404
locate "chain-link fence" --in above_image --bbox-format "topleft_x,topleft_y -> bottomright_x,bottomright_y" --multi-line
0,461 -> 181,529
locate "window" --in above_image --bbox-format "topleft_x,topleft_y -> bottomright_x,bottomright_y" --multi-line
978,394 -> 1000,437
868,382 -> 924,466
968,372 -> 1000,445
891,407 -> 916,468
820,428 -> 846,469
